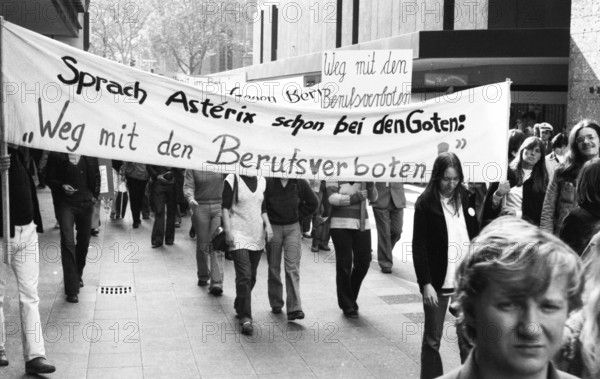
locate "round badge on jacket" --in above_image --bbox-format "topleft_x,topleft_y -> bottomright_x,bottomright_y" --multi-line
468,207 -> 476,217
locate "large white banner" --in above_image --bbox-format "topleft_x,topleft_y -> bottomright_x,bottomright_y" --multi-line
176,73 -> 331,108
2,21 -> 509,182
321,50 -> 413,109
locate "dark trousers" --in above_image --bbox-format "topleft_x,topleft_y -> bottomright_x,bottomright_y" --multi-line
421,294 -> 471,379
126,176 -> 148,224
58,201 -> 93,296
330,228 -> 372,312
373,206 -> 403,269
311,191 -> 330,248
232,249 -> 262,322
142,182 -> 151,217
49,185 -> 61,222
301,216 -> 311,234
151,182 -> 176,244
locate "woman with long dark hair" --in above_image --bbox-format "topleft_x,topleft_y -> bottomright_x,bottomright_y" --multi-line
541,119 -> 600,234
559,158 -> 600,255
412,152 -> 479,379
482,136 -> 548,226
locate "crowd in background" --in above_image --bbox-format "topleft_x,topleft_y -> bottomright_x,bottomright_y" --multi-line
1,116 -> 600,378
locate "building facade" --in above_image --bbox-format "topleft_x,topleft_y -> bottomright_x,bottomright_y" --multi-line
219,0 -> 598,131
0,0 -> 89,49
568,0 -> 600,126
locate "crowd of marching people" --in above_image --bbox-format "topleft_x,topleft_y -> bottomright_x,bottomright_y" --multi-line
1,116 -> 600,378
413,117 -> 600,379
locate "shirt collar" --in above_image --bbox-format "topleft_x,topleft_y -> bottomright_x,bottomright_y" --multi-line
457,348 -> 562,379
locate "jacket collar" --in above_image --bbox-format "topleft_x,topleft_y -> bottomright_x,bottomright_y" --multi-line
456,348 -> 564,379
422,186 -> 469,211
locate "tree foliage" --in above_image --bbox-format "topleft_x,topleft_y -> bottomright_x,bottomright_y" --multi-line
148,0 -> 246,75
88,0 -> 151,65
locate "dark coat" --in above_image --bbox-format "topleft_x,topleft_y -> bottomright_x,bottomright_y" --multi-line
0,148 -> 43,237
412,185 -> 480,292
481,168 -> 546,228
559,202 -> 600,256
45,152 -> 100,201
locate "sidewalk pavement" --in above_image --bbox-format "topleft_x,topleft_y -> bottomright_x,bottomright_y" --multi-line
1,185 -> 461,378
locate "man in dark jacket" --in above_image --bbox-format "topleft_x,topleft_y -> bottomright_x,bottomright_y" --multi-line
45,152 -> 100,303
0,147 -> 56,374
265,178 -> 318,320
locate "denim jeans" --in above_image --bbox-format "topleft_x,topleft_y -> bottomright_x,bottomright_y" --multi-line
58,200 -> 93,296
421,293 -> 451,379
266,223 -> 302,313
0,222 -> 46,361
330,228 -> 372,312
191,202 -> 224,288
232,249 -> 262,322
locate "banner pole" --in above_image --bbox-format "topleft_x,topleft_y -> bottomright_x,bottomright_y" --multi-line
0,17 -> 10,265
504,78 -> 513,182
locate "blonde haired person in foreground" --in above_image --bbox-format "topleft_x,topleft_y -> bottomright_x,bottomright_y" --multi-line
441,217 -> 583,379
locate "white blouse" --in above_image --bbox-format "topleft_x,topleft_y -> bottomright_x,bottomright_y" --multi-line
439,195 -> 471,290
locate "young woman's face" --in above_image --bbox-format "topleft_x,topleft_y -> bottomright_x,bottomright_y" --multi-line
521,145 -> 542,169
438,167 -> 460,197
576,127 -> 599,160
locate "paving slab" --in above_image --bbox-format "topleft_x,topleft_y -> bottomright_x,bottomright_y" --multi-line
0,186 -> 464,378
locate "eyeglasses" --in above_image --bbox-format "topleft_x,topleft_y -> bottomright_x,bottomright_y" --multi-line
576,134 -> 598,144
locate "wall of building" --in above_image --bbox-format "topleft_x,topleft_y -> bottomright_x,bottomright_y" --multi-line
54,14 -> 85,50
252,0 -> 575,65
567,0 -> 600,127
487,0 -> 571,29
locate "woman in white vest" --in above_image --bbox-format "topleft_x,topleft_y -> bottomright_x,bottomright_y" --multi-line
222,174 -> 273,335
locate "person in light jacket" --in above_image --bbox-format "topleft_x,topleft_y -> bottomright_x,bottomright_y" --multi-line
540,119 -> 600,235
222,174 -> 273,335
